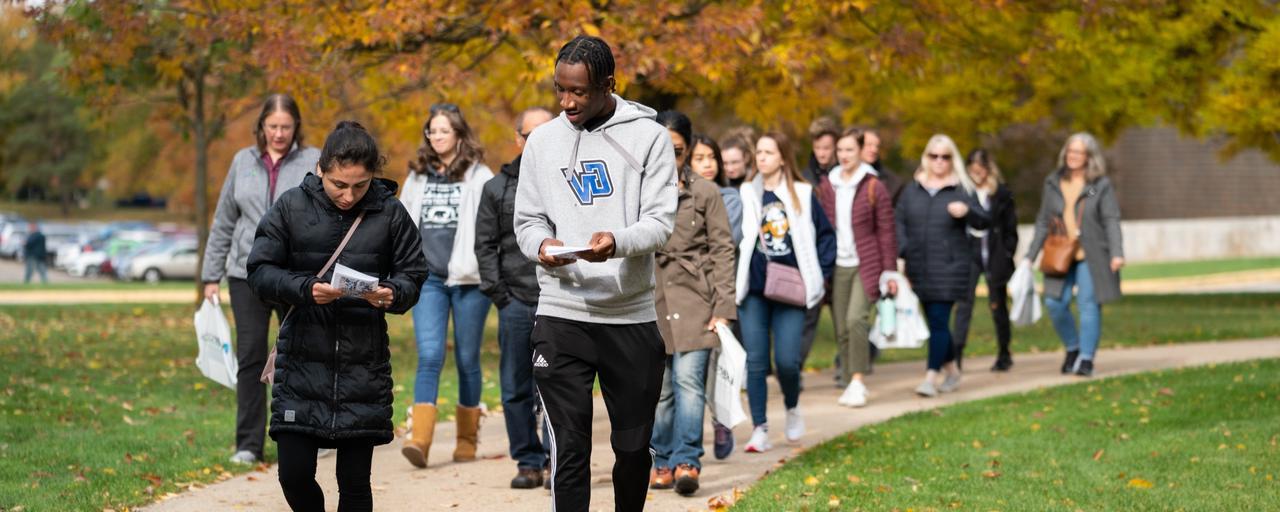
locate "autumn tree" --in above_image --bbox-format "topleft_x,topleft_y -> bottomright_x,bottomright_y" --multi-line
35,0 -> 260,290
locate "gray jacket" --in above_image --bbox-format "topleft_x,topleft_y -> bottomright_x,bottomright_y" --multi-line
1026,170 -> 1124,304
202,145 -> 320,282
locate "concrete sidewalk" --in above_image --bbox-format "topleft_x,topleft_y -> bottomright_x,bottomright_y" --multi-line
142,338 -> 1280,512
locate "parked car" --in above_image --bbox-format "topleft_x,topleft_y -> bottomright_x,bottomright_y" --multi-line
126,241 -> 199,283
0,224 -> 27,259
67,241 -> 110,277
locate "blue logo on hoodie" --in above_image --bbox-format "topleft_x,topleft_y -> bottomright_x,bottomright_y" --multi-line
563,160 -> 613,205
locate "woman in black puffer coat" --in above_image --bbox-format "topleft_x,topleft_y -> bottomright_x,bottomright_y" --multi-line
248,121 -> 427,512
895,134 -> 989,399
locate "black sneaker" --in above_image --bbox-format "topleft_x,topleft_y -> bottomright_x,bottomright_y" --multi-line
1075,359 -> 1094,377
991,355 -> 1013,372
1061,350 -> 1079,374
712,421 -> 734,460
511,468 -> 544,489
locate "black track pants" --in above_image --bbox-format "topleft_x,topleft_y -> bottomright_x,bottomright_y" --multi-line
531,316 -> 666,512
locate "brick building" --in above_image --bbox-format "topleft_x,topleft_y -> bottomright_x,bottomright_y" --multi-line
1106,126 -> 1280,220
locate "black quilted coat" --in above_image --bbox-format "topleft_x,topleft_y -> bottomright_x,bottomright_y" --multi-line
248,174 -> 427,444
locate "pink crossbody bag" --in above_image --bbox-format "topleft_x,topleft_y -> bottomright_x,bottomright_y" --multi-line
756,228 -> 808,308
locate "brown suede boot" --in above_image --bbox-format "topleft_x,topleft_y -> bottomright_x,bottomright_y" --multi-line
453,405 -> 482,462
401,403 -> 437,468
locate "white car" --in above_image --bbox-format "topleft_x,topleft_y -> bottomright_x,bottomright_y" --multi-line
127,243 -> 199,283
67,249 -> 110,278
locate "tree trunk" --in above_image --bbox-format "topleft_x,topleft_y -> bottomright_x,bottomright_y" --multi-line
192,68 -> 210,303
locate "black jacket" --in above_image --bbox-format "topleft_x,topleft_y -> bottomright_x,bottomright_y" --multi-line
801,153 -> 835,186
970,184 -> 1019,285
247,174 -> 427,444
23,231 -> 46,260
475,157 -> 541,308
895,179 -> 991,302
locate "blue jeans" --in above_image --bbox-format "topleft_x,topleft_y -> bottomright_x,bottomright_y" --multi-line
739,293 -> 806,427
24,257 -> 47,284
923,301 -> 957,371
497,299 -> 549,470
650,349 -> 710,469
1045,261 -> 1102,360
411,274 -> 492,406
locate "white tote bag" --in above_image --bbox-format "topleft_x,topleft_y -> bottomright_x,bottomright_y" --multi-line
712,324 -> 749,429
194,298 -> 238,389
1008,261 -> 1042,327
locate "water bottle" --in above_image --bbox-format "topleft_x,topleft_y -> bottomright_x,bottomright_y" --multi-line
877,296 -> 896,337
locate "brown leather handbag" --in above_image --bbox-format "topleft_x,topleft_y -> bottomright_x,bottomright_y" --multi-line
1039,218 -> 1075,277
1039,205 -> 1083,277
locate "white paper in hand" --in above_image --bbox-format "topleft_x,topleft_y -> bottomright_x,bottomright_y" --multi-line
545,245 -> 592,259
331,263 -> 379,297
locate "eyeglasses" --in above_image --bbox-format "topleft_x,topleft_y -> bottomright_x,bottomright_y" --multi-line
927,153 -> 953,161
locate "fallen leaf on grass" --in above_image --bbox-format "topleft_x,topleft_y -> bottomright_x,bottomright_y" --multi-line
982,471 -> 1001,479
1158,387 -> 1175,396
847,475 -> 862,484
804,475 -> 820,486
1093,449 -> 1105,461
1127,478 -> 1154,489
828,496 -> 841,507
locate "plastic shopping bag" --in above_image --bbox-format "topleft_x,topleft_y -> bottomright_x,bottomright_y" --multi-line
870,272 -> 929,350
712,324 -> 749,429
1009,260 -> 1042,327
194,298 -> 238,389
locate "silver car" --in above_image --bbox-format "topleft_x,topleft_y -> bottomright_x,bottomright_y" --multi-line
127,242 -> 200,283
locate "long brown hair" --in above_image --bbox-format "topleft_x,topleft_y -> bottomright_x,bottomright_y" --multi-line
409,104 -> 484,182
750,131 -> 805,214
254,94 -> 304,155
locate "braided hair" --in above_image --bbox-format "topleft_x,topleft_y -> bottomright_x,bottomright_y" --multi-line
556,35 -> 615,90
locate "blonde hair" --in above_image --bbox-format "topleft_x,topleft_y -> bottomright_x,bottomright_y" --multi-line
917,134 -> 975,194
1056,132 -> 1107,181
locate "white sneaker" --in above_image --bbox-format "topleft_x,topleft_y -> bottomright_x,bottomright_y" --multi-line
317,448 -> 335,459
785,408 -> 805,441
744,425 -> 771,453
939,372 -> 962,393
915,379 -> 938,398
838,380 -> 868,408
229,450 -> 258,465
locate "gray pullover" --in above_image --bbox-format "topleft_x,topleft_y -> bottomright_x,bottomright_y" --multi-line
514,96 -> 678,324
202,145 -> 319,282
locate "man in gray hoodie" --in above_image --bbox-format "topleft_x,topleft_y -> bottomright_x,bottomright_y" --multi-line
514,35 -> 677,512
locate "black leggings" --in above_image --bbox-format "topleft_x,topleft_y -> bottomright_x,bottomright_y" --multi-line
276,433 -> 375,512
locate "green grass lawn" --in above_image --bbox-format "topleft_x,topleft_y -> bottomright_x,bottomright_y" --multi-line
0,294 -> 1276,510
0,304 -> 501,511
733,358 -> 1280,511
1121,257 -> 1280,281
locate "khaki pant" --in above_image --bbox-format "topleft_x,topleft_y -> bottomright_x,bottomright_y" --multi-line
832,265 -> 874,385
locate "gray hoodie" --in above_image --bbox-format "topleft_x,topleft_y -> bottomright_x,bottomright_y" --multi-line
514,95 -> 678,324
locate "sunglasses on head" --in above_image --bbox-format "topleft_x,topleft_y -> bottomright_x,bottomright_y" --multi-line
927,153 -> 953,161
